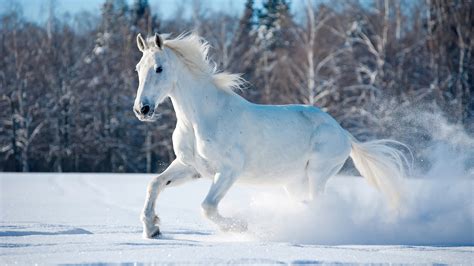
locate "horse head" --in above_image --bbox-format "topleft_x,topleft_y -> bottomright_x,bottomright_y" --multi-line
134,33 -> 176,121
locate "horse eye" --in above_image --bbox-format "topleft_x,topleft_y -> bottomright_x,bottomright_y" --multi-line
155,66 -> 163,73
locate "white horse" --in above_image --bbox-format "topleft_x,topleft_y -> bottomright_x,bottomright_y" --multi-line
134,33 -> 408,238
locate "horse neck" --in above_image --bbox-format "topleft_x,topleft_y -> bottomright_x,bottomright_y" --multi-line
168,70 -> 237,127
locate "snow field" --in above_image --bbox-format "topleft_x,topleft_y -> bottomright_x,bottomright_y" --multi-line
0,173 -> 472,264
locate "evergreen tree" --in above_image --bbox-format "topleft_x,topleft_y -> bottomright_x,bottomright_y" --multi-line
255,0 -> 296,103
131,0 -> 159,34
230,0 -> 257,87
257,0 -> 293,51
237,0 -> 255,38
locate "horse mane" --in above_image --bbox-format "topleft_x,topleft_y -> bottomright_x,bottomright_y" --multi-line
146,33 -> 246,93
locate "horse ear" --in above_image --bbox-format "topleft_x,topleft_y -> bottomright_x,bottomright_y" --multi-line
154,33 -> 163,49
137,33 -> 146,52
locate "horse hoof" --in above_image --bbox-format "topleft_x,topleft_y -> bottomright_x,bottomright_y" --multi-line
143,226 -> 161,239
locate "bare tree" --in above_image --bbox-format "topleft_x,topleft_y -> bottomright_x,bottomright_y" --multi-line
0,0 -> 472,172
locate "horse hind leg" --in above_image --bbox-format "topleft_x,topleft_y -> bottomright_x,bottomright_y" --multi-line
307,125 -> 351,200
201,171 -> 248,232
284,175 -> 310,202
306,157 -> 347,201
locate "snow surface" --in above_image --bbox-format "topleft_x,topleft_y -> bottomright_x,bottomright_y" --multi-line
1,173 -> 473,264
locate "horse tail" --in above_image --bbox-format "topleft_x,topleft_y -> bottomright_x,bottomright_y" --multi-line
348,135 -> 411,208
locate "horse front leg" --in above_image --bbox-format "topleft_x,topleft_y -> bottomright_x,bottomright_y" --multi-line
141,159 -> 199,238
201,171 -> 247,232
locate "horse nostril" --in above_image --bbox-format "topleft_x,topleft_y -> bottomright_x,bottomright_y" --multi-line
141,105 -> 150,115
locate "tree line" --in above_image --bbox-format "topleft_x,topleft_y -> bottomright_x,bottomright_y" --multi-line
0,0 -> 472,172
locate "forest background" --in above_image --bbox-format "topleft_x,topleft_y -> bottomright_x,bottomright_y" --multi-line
1,0 -> 472,173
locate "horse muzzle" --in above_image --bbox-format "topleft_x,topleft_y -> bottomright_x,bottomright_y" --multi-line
134,102 -> 156,122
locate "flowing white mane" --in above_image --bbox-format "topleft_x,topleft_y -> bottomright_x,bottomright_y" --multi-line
146,33 -> 246,93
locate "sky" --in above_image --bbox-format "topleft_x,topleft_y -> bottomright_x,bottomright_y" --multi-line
0,0 -> 282,23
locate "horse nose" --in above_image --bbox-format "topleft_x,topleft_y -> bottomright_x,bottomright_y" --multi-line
140,105 -> 150,115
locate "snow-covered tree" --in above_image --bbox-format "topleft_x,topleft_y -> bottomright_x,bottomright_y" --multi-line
131,0 -> 160,35
254,0 -> 296,103
0,0 -> 472,172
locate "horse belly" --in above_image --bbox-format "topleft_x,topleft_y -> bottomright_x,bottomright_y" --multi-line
238,139 -> 312,185
235,109 -> 318,185
238,166 -> 307,185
